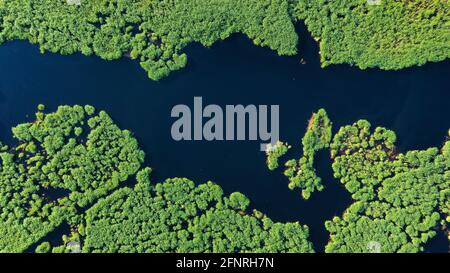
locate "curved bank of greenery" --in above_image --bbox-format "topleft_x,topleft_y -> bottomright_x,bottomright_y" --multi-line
0,105 -> 314,253
0,0 -> 448,80
0,105 -> 145,252
0,0 -> 297,80
291,0 -> 450,70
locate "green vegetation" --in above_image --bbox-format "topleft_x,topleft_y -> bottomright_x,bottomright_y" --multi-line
330,120 -> 397,201
292,0 -> 450,70
1,105 -> 448,253
0,105 -> 145,252
83,169 -> 313,253
0,0 -> 297,80
265,141 -> 291,171
35,242 -> 51,253
1,0 -> 448,80
270,109 -> 332,199
269,110 -> 449,252
326,121 -> 449,252
0,105 -> 314,253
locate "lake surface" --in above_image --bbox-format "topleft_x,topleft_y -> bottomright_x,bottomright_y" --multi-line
0,24 -> 449,252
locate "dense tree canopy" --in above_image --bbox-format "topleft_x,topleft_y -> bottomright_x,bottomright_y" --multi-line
0,105 -> 314,253
326,121 -> 449,252
0,0 -> 298,80
0,105 -> 448,253
0,105 -> 145,252
291,0 -> 450,70
83,169 -> 314,253
265,141 -> 291,171
1,0 -> 448,80
269,110 -> 449,252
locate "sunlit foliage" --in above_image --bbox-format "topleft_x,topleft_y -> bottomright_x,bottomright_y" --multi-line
265,141 -> 291,171
83,169 -> 314,253
0,105 -> 314,253
1,104 -> 448,253
0,105 -> 145,252
0,0 -> 448,80
326,121 -> 449,252
269,110 -> 449,252
0,0 -> 298,80
291,0 -> 450,70
282,109 -> 332,199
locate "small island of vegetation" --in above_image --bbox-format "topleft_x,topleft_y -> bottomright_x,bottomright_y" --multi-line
326,120 -> 449,252
268,109 -> 450,252
265,141 -> 291,171
267,109 -> 332,200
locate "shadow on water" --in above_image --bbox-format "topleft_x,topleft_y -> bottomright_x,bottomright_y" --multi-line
0,23 -> 448,252
26,222 -> 71,253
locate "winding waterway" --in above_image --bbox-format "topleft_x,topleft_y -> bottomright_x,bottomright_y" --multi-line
0,24 -> 448,252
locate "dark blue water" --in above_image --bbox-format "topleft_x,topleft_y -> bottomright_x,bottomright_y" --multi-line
0,24 -> 449,252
